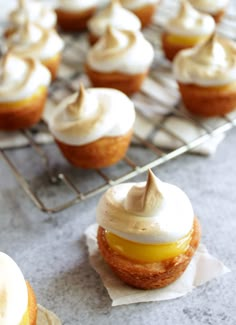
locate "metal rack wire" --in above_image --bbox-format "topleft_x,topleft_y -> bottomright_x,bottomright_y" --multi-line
1,1 -> 236,213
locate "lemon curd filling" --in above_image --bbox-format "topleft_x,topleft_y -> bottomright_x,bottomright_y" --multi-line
19,309 -> 29,325
166,33 -> 206,46
105,230 -> 193,263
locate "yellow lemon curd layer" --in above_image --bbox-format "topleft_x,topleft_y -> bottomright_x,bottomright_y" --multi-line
105,230 -> 192,263
20,310 -> 29,325
0,86 -> 46,111
166,33 -> 207,46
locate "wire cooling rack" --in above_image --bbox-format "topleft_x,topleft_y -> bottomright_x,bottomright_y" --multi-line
1,1 -> 236,213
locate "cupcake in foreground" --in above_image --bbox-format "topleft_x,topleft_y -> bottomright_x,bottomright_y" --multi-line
56,0 -> 98,32
120,0 -> 161,27
0,52 -> 51,130
6,0 -> 57,36
189,0 -> 229,23
96,170 -> 201,289
161,0 -> 215,61
0,252 -> 61,325
87,0 -> 141,45
86,26 -> 154,95
49,84 -> 135,169
5,21 -> 64,80
173,34 -> 236,117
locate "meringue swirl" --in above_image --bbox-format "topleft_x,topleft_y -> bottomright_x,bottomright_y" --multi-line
49,85 -> 135,145
87,27 -> 154,74
121,0 -> 160,10
6,21 -> 64,61
97,170 -> 194,244
88,0 -> 141,38
0,52 -> 51,102
189,0 -> 229,14
57,0 -> 99,12
173,34 -> 236,86
9,0 -> 57,30
0,252 -> 28,325
164,0 -> 215,36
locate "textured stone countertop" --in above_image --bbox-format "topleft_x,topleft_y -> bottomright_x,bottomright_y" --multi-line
0,128 -> 236,325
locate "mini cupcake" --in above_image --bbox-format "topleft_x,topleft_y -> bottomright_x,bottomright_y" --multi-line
173,34 -> 236,117
120,0 -> 161,27
97,170 -> 201,289
0,252 -> 61,325
189,0 -> 229,23
162,0 -> 215,61
0,52 -> 51,130
55,0 -> 98,32
5,21 -> 64,80
86,26 -> 154,95
49,84 -> 135,169
87,0 -> 141,45
6,0 -> 57,36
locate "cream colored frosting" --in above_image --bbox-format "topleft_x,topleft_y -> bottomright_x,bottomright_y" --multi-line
121,0 -> 160,10
164,0 -> 215,36
173,34 -> 236,86
189,0 -> 229,14
6,21 -> 64,61
9,0 -> 57,30
49,85 -> 135,145
57,0 -> 98,12
87,26 -> 154,74
37,305 -> 61,325
0,252 -> 28,325
0,52 -> 51,102
88,0 -> 141,38
97,170 -> 194,244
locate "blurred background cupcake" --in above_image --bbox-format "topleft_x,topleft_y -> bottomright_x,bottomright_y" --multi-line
161,0 -> 215,61
189,0 -> 229,23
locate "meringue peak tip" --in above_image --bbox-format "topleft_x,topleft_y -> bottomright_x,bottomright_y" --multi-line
68,84 -> 86,116
105,26 -> 120,47
110,0 -> 121,9
19,0 -> 26,8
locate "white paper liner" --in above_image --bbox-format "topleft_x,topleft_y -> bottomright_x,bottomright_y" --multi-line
37,304 -> 61,325
85,224 -> 230,306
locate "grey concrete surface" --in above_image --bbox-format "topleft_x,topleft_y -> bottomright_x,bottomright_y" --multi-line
0,128 -> 236,325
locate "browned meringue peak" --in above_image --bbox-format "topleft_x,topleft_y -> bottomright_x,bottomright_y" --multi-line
67,84 -> 86,117
124,169 -> 163,216
105,25 -> 120,48
191,33 -> 235,67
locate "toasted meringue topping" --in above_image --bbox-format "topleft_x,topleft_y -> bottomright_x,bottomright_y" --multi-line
189,0 -> 229,14
9,0 -> 57,30
57,0 -> 99,12
0,252 -> 28,325
97,170 -> 194,243
6,21 -> 64,61
121,0 -> 160,10
49,86 -> 135,146
164,0 -> 215,36
173,34 -> 236,86
87,0 -> 141,38
0,52 -> 51,102
87,27 -> 154,74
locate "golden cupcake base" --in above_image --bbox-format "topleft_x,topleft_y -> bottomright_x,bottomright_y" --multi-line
56,8 -> 96,32
97,217 -> 201,290
26,281 -> 37,325
178,82 -> 236,117
132,3 -> 158,28
0,86 -> 47,131
42,53 -> 62,81
55,129 -> 133,169
86,65 -> 148,95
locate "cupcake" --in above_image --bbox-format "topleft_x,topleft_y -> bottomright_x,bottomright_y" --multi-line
87,0 -> 141,45
189,0 -> 229,23
6,0 -> 57,36
120,0 -> 161,27
173,34 -> 236,117
5,21 -> 64,80
0,52 -> 51,130
49,84 -> 135,169
0,252 -> 61,325
86,26 -> 154,95
97,170 -> 201,289
161,0 -> 215,61
55,0 -> 98,32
